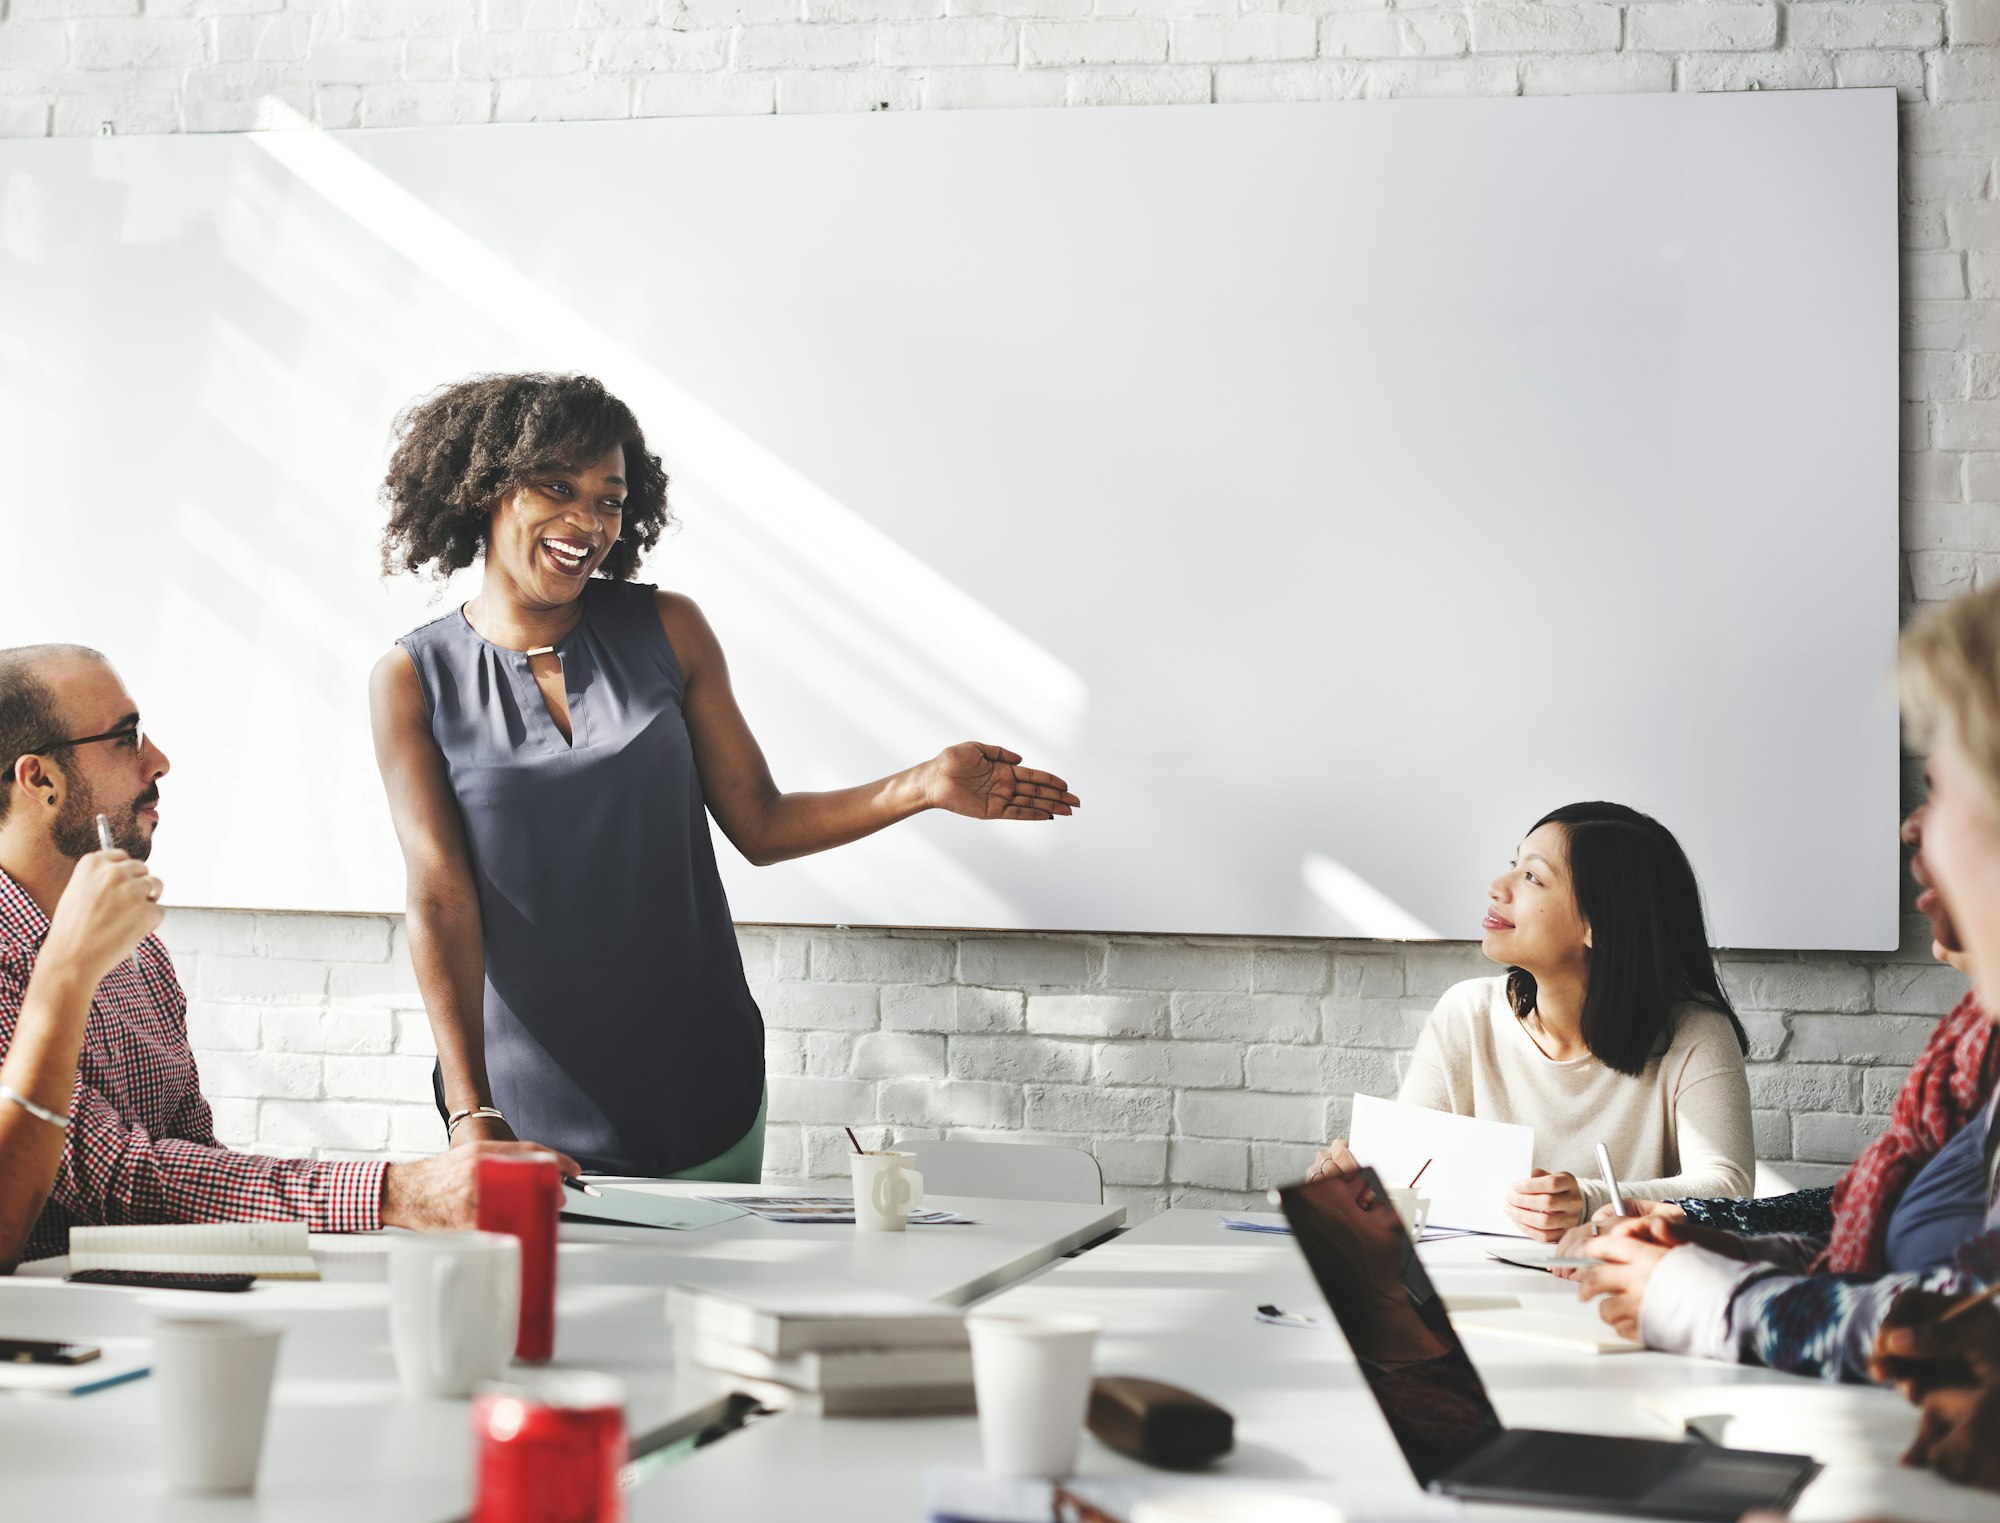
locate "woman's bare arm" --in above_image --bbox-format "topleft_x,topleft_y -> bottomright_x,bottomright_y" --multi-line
368,651 -> 509,1145
660,592 -> 1077,867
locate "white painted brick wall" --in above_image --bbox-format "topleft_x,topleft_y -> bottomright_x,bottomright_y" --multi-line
5,0 -> 1994,1216
148,905 -> 1968,1217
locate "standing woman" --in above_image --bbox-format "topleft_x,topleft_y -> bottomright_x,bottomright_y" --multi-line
369,374 -> 1078,1180
1315,801 -> 1754,1239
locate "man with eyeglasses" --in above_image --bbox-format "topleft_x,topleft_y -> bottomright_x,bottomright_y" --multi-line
0,643 -> 578,1269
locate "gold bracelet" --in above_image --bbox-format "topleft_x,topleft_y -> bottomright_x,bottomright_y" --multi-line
0,1084 -> 70,1131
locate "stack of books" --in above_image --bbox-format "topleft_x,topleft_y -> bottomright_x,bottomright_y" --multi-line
667,1284 -> 975,1416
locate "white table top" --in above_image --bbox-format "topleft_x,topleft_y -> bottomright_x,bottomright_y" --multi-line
0,1183 -> 1123,1520
625,1209 -> 2000,1523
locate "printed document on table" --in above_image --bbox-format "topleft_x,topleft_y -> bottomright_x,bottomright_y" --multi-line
1348,1094 -> 1533,1237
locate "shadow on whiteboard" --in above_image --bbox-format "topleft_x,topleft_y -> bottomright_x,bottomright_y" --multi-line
1301,853 -> 1440,940
245,98 -> 1087,766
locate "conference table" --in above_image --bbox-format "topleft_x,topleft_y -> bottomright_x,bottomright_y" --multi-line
2,1188 -> 1995,1523
625,1209 -> 2000,1523
0,1184 -> 1121,1520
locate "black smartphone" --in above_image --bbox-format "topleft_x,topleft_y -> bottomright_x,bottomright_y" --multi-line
0,1337 -> 100,1366
65,1269 -> 255,1293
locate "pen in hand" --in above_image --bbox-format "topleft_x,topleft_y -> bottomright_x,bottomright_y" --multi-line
1593,1142 -> 1631,1228
96,814 -> 143,979
1937,1279 -> 2000,1325
561,1174 -> 605,1200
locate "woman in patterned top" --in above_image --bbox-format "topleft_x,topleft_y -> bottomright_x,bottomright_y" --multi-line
1577,583 -> 2000,1492
1554,786 -> 1997,1275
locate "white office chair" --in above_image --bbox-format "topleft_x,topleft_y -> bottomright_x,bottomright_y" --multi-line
894,1138 -> 1104,1205
1753,1159 -> 1843,1197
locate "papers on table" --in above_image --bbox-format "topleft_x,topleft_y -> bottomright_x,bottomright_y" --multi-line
700,1196 -> 977,1226
1348,1094 -> 1534,1237
1483,1241 -> 1575,1272
1219,1213 -> 1483,1243
561,1187 -> 748,1232
1219,1212 -> 1293,1234
1452,1311 -> 1643,1355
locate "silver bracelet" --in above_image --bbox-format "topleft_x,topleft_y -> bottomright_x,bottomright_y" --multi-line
0,1084 -> 70,1131
446,1105 -> 506,1136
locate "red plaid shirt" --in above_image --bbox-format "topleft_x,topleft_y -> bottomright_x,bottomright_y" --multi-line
0,870 -> 385,1261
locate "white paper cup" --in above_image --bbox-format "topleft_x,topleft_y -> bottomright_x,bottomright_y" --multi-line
850,1151 -> 924,1233
151,1317 -> 284,1494
390,1230 -> 521,1399
1385,1188 -> 1429,1239
967,1314 -> 1099,1478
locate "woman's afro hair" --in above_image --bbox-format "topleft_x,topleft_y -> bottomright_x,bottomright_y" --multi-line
379,373 -> 671,582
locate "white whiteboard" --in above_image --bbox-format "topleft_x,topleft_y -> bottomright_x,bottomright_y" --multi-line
0,90 -> 1900,948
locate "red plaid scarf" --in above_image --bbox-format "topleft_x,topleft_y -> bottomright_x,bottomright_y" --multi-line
1814,992 -> 2000,1274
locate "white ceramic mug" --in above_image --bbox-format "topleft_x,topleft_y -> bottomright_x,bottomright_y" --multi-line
389,1230 -> 521,1399
1385,1188 -> 1429,1240
150,1317 -> 285,1494
966,1314 -> 1100,1478
850,1151 -> 925,1232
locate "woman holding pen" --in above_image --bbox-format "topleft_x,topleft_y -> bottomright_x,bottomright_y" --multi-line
1311,801 -> 1755,1240
369,373 -> 1078,1181
1577,584 -> 2000,1495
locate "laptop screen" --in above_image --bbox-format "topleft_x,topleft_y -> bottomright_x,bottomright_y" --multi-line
1276,1167 -> 1505,1484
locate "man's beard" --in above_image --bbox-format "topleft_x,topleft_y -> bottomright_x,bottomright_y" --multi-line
52,779 -> 153,862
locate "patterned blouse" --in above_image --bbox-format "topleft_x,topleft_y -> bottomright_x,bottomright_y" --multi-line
1641,1104 -> 2000,1381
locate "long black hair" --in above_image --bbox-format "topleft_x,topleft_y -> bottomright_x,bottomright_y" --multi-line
1504,801 -> 1747,1077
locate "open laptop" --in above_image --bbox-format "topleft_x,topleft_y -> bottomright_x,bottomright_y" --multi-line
1275,1169 -> 1820,1520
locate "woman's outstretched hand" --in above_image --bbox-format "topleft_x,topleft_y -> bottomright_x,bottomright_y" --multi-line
926,743 -> 1080,822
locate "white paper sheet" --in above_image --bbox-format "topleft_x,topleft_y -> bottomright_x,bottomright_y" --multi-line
559,1187 -> 746,1232
1348,1094 -> 1534,1237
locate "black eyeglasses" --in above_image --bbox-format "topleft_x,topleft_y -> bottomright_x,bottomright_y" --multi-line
28,722 -> 147,756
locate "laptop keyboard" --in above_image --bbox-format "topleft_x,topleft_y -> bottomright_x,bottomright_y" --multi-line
1470,1430 -> 1691,1500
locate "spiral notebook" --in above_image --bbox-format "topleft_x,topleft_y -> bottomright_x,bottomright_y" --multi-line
66,1222 -> 319,1280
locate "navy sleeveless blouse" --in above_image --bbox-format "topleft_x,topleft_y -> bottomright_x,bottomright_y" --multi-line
398,579 -> 765,1175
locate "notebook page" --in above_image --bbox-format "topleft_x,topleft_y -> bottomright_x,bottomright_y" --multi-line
68,1222 -> 317,1278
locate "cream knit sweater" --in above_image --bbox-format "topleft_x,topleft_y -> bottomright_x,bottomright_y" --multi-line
1399,976 -> 1756,1217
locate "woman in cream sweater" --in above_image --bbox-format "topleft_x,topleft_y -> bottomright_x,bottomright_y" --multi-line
1315,801 -> 1754,1241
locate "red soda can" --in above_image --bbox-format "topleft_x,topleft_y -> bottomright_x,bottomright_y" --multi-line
471,1373 -> 627,1523
476,1153 -> 561,1363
